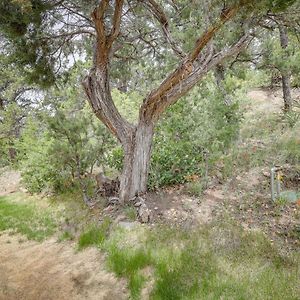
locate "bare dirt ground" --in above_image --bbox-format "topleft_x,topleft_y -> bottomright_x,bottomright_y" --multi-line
0,169 -> 128,300
0,234 -> 127,300
0,168 -> 21,196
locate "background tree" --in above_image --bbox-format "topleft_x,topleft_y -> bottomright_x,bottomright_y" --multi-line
18,65 -> 115,194
232,3 -> 300,111
0,53 -> 37,164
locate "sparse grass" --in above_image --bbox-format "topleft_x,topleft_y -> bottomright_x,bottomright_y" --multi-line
58,230 -> 74,242
0,194 -> 56,241
124,206 -> 137,221
106,242 -> 152,299
102,222 -> 300,300
185,181 -> 203,197
77,217 -> 111,250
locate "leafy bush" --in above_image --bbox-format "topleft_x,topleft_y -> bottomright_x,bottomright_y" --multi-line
18,117 -> 60,193
149,80 -> 242,188
18,83 -> 115,193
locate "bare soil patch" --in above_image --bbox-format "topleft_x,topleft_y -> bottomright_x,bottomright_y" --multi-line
0,168 -> 21,197
0,234 -> 127,300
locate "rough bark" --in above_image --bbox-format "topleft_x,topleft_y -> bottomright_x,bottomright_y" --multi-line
279,24 -> 292,112
119,123 -> 154,202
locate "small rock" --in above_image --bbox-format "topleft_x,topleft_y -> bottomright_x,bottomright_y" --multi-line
138,203 -> 152,223
107,197 -> 119,205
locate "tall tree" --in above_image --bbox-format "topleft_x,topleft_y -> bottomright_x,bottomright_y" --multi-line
0,54 -> 36,163
278,23 -> 292,111
0,0 -> 296,202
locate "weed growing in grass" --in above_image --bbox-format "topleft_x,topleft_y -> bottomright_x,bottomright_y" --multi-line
275,197 -> 288,206
77,217 -> 111,250
0,195 -> 56,241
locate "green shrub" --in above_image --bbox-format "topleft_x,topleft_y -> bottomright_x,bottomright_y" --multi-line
280,137 -> 300,164
185,181 -> 204,197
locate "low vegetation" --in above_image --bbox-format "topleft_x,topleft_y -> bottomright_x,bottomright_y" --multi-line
0,193 -> 56,241
75,220 -> 300,300
0,1 -> 300,298
77,217 -> 111,250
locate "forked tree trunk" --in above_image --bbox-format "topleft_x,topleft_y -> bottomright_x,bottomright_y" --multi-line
119,123 -> 154,202
83,68 -> 154,203
83,0 -> 249,203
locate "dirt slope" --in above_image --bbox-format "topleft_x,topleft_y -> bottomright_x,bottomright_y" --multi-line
0,168 -> 21,196
0,234 -> 127,300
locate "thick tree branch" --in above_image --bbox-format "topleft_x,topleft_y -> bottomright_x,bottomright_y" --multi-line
145,33 -> 250,121
82,68 -> 134,144
139,0 -> 250,123
107,0 -> 124,47
92,0 -> 109,40
83,1 -> 134,144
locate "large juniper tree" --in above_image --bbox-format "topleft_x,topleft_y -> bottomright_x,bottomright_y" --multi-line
0,0 -> 296,202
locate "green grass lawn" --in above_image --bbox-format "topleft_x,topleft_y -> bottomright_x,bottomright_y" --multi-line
0,193 -> 57,241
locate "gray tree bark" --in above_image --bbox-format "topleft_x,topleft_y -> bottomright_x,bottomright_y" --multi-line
278,24 -> 292,112
120,123 -> 154,202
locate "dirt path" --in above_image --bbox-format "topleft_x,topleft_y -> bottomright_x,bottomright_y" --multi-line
0,169 -> 128,300
0,234 -> 127,300
0,168 -> 21,197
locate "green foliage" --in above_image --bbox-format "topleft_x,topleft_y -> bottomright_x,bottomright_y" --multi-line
0,193 -> 56,241
185,181 -> 204,197
17,117 -> 58,192
0,103 -> 22,166
278,128 -> 300,164
149,77 -> 242,188
18,66 -> 116,193
283,101 -> 300,127
0,0 -> 56,86
0,53 -> 35,166
269,0 -> 298,12
124,206 -> 137,221
78,218 -> 111,250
